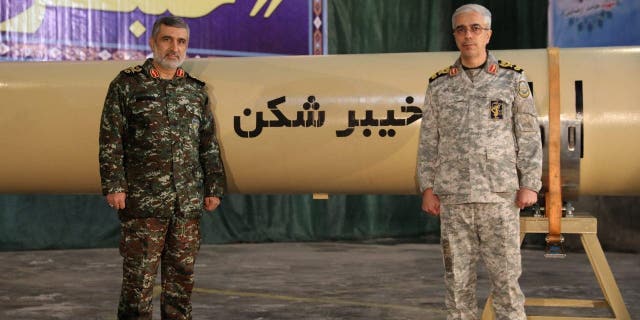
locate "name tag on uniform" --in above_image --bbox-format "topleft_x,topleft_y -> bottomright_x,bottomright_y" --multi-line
489,100 -> 504,119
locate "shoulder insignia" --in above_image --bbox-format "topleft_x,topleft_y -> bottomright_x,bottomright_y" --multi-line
497,60 -> 524,73
186,73 -> 206,87
429,66 -> 451,83
121,65 -> 143,75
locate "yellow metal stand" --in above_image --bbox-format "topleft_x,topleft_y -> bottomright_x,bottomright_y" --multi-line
481,215 -> 631,320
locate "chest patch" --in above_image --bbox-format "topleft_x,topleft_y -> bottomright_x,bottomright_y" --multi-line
490,100 -> 504,119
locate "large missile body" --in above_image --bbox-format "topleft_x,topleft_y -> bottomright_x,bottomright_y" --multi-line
0,47 -> 639,195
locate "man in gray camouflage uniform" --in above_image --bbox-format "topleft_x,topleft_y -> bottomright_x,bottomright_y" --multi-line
417,4 -> 542,320
99,16 -> 226,320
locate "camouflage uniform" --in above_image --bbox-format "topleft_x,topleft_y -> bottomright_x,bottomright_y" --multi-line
417,52 -> 542,320
99,58 -> 226,319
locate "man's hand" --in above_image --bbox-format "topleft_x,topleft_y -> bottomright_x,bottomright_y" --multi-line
204,196 -> 221,211
106,192 -> 126,210
421,188 -> 441,216
516,188 -> 538,209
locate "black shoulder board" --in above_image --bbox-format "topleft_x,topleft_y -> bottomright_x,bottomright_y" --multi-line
429,66 -> 450,83
497,60 -> 524,73
121,65 -> 143,75
186,73 -> 206,87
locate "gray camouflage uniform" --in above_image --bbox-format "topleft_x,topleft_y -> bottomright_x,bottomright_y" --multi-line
417,52 -> 542,320
99,58 -> 226,319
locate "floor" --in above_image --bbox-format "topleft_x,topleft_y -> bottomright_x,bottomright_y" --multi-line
0,241 -> 638,320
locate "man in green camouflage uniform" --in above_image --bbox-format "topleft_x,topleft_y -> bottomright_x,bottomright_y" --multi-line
417,4 -> 542,320
99,16 -> 226,320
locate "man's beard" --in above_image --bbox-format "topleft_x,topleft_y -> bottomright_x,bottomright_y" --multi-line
153,50 -> 184,70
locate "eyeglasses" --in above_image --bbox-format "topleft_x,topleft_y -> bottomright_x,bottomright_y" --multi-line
453,24 -> 490,36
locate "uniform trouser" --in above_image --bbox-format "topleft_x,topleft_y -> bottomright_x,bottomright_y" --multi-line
117,215 -> 201,320
440,201 -> 526,320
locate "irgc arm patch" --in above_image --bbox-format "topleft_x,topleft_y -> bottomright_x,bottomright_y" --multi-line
514,72 -> 537,131
518,80 -> 531,99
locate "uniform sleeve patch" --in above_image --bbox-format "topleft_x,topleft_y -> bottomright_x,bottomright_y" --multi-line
518,80 -> 531,98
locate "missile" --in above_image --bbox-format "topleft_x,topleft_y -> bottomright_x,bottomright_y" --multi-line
0,47 -> 639,195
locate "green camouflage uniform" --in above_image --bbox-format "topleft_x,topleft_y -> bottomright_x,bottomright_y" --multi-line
417,52 -> 542,320
99,58 -> 226,320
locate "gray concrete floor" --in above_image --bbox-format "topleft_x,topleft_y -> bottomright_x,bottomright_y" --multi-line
0,242 -> 638,320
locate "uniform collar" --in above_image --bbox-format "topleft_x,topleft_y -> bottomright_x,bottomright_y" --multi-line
451,51 -> 500,77
142,58 -> 186,79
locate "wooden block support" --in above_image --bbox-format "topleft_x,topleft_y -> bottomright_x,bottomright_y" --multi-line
481,215 -> 631,320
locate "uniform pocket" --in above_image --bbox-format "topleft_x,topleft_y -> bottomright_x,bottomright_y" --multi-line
437,99 -> 468,128
123,167 -> 172,217
433,155 -> 470,195
486,152 -> 519,192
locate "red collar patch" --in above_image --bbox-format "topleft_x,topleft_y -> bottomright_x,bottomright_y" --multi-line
488,63 -> 498,74
150,68 -> 160,78
150,66 -> 185,79
449,67 -> 459,76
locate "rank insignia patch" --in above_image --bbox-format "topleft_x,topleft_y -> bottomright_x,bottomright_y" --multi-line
490,100 -> 504,119
122,65 -> 142,74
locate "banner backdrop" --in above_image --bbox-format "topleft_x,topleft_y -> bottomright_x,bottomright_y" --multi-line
0,0 -> 326,61
549,0 -> 640,47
